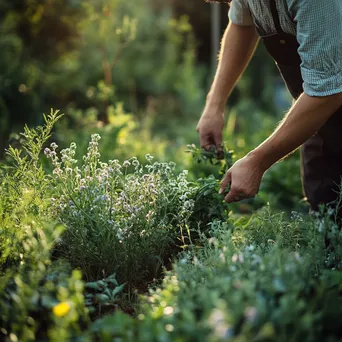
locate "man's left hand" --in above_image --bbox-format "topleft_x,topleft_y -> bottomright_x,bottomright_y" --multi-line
219,153 -> 265,203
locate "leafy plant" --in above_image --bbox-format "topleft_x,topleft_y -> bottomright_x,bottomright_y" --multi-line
85,273 -> 125,316
130,210 -> 342,342
186,143 -> 233,176
0,221 -> 89,342
185,144 -> 233,233
0,110 -> 63,270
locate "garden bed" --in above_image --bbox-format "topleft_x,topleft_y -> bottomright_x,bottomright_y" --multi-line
1,113 -> 342,342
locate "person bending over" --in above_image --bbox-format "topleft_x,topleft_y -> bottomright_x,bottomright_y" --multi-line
197,0 -> 342,214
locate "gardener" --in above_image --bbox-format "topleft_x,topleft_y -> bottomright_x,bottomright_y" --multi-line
197,0 -> 342,214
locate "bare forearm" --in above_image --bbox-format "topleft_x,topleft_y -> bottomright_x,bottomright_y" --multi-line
251,93 -> 342,171
207,22 -> 259,110
198,23 -> 258,150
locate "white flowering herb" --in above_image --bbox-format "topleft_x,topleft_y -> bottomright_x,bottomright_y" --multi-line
46,134 -> 198,286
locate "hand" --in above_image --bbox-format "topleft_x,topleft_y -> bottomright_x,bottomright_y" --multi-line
219,152 -> 266,203
196,108 -> 225,152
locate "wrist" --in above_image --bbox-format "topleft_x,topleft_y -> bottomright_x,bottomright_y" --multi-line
247,147 -> 275,173
203,102 -> 226,119
206,92 -> 227,112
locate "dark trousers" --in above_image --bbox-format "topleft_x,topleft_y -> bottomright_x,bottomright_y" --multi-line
301,111 -> 342,216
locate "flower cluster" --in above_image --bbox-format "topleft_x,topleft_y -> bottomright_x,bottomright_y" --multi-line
45,134 -> 198,282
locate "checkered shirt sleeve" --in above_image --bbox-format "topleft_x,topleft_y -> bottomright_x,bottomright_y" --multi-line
228,0 -> 253,26
288,0 -> 342,96
228,0 -> 342,97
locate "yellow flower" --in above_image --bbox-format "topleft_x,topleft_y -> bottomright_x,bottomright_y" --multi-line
53,302 -> 70,317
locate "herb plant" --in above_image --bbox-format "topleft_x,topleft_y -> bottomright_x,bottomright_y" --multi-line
45,134 -> 198,289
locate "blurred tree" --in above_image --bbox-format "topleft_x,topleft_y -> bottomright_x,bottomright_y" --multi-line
64,0 -> 205,140
0,0 -> 84,159
0,0 -> 206,159
170,0 -> 226,64
170,0 -> 279,113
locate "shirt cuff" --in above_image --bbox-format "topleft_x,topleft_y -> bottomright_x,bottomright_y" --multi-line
228,2 -> 254,26
302,67 -> 342,97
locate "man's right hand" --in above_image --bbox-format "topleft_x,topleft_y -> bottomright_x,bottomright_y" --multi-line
196,108 -> 225,152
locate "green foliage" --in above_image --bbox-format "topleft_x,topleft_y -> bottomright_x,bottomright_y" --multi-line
0,188 -> 85,341
0,0 -> 84,157
0,112 -> 89,341
53,103 -> 169,165
0,0 -> 205,162
115,209 -> 341,342
7,110 -> 63,173
185,144 -> 233,231
0,2 -> 318,341
71,0 -> 205,140
90,311 -> 136,341
186,143 -> 233,175
260,152 -> 305,212
0,110 -> 62,269
85,273 -> 125,316
3,113 -> 230,308
1,114 -> 342,341
83,208 -> 342,341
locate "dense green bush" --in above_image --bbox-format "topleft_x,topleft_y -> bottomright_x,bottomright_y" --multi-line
45,134 -> 197,286
0,0 -> 84,157
0,112 -> 89,342
89,208 -> 342,342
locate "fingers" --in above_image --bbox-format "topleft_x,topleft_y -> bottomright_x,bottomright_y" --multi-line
197,119 -> 223,152
214,132 -> 224,159
225,186 -> 256,203
218,154 -> 262,203
219,171 -> 231,194
214,132 -> 223,152
220,168 -> 254,203
199,132 -> 223,153
224,187 -> 240,203
199,133 -> 215,151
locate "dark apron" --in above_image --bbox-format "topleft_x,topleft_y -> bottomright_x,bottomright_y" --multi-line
253,0 -> 342,212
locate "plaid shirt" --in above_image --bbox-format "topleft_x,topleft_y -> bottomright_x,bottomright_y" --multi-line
228,0 -> 342,97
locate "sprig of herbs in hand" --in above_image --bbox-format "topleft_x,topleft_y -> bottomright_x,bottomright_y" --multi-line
186,144 -> 234,232
186,143 -> 233,176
